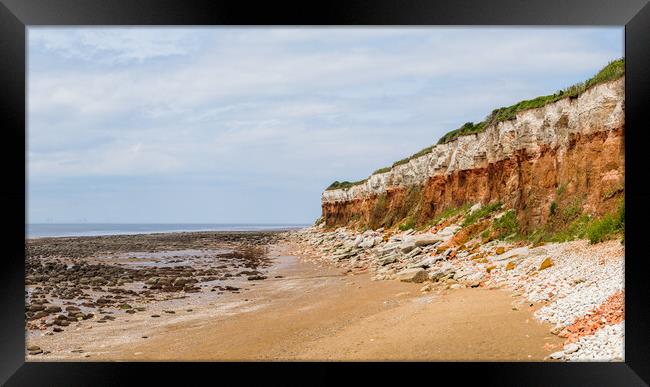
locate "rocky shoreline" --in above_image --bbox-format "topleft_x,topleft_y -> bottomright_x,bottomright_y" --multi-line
25,231 -> 285,357
288,211 -> 624,361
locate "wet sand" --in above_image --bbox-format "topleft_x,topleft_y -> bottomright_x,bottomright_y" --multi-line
27,239 -> 562,361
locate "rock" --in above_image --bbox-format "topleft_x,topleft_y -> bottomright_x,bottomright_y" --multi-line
53,327 -> 63,332
409,255 -> 444,269
450,284 -> 463,289
435,226 -> 461,240
28,304 -> 45,312
247,275 -> 267,281
486,265 -> 496,273
564,343 -> 579,354
396,268 -> 428,283
495,247 -> 506,255
359,238 -> 376,248
400,241 -> 417,254
506,261 -> 516,271
468,203 -> 482,214
539,257 -> 554,270
379,255 -> 397,266
45,306 -> 62,313
420,284 -> 432,293
405,247 -> 423,259
549,351 -> 565,360
414,237 -> 443,247
429,263 -> 455,282
150,314 -> 161,318
27,345 -> 40,351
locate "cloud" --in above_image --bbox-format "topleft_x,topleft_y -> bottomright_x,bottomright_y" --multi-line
27,27 -> 623,222
29,27 -> 205,64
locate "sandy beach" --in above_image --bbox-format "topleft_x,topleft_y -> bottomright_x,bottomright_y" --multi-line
25,231 -> 565,361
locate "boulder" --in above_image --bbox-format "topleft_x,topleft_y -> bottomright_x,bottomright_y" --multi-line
429,263 -> 456,282
408,255 -> 444,269
396,268 -> 428,283
378,255 -> 398,266
400,241 -> 417,254
414,237 -> 443,247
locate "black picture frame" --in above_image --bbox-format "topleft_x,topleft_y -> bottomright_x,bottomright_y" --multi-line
1,0 -> 649,385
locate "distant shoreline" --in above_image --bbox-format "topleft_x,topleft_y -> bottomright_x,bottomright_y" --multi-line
26,223 -> 309,239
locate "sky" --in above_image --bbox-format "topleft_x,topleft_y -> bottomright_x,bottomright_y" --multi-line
27,27 -> 623,224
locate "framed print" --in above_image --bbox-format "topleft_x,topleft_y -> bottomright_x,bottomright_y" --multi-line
1,0 -> 649,385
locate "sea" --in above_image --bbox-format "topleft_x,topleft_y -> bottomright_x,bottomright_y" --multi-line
26,223 -> 309,238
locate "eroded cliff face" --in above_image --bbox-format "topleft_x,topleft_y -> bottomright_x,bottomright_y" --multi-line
322,78 -> 624,231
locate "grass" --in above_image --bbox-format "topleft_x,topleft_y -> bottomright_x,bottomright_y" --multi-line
325,179 -> 367,191
527,199 -> 624,244
586,201 -> 624,243
391,145 -> 436,168
424,203 -> 472,228
372,167 -> 392,175
398,217 -> 416,231
437,122 -> 487,145
492,210 -> 519,240
462,202 -> 502,227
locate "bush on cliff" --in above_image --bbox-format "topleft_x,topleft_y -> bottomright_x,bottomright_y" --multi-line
326,179 -> 367,191
586,201 -> 625,244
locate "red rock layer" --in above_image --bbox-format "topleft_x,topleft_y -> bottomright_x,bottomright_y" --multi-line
322,127 -> 624,231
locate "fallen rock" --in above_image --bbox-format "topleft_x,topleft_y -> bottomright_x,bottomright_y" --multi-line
396,268 -> 428,283
539,257 -> 554,270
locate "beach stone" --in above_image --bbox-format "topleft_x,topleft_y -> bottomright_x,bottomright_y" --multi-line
27,345 -> 40,351
400,241 -> 417,254
429,263 -> 455,282
379,255 -> 397,266
539,257 -> 554,271
28,304 -> 45,312
396,268 -> 428,283
414,237 -> 443,247
409,255 -> 444,269
564,343 -> 579,354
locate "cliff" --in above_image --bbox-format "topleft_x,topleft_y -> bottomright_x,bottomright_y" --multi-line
321,76 -> 624,232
